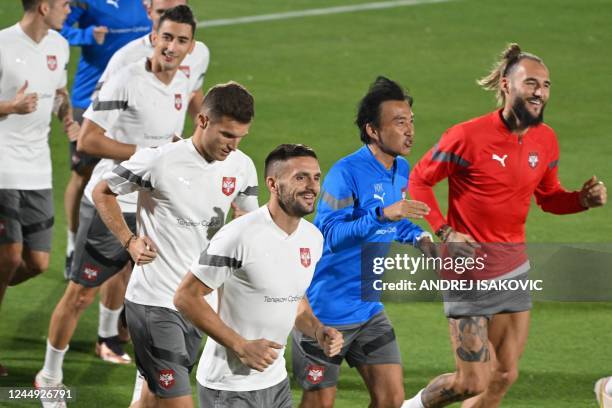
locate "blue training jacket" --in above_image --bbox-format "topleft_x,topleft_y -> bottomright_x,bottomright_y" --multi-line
61,0 -> 151,109
307,145 -> 425,326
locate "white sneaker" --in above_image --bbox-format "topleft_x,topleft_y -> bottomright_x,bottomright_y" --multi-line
595,377 -> 612,408
95,337 -> 132,364
34,370 -> 67,408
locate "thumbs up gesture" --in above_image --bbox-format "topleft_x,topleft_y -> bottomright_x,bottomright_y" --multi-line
12,81 -> 38,114
579,176 -> 607,208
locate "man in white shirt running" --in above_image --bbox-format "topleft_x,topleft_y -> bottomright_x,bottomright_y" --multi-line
35,6 -> 197,402
175,144 -> 344,408
0,0 -> 77,377
97,0 -> 209,119
93,81 -> 258,408
91,0 -> 211,358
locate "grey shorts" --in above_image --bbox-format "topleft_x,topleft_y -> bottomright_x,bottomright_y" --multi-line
69,197 -> 136,287
198,377 -> 292,408
292,311 -> 401,391
0,189 -> 54,251
442,271 -> 532,319
125,300 -> 202,398
69,108 -> 100,173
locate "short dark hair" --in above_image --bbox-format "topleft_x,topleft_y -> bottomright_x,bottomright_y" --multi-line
355,76 -> 413,144
22,0 -> 42,11
264,144 -> 318,177
158,4 -> 196,36
202,81 -> 255,124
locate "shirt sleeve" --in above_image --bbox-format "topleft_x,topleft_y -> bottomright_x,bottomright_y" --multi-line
315,162 -> 393,253
0,48 -> 4,87
232,156 -> 259,213
94,57 -> 119,99
409,125 -> 471,232
104,147 -> 161,196
191,43 -> 210,91
394,219 -> 426,245
190,224 -> 242,290
83,71 -> 130,131
58,39 -> 69,89
534,135 -> 585,214
59,2 -> 96,46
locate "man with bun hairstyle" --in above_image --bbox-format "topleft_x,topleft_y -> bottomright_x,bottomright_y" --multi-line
404,43 -> 607,408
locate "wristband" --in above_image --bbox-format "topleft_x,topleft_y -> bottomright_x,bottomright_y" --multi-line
123,234 -> 136,250
435,224 -> 452,242
375,206 -> 387,222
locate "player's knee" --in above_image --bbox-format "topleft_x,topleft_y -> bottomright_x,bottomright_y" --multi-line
0,250 -> 22,276
454,372 -> 488,398
300,389 -> 336,408
72,287 -> 96,311
494,367 -> 519,389
371,388 -> 405,408
26,258 -> 49,277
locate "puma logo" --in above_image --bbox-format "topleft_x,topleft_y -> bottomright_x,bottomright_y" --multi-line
492,154 -> 508,167
373,193 -> 385,204
106,0 -> 119,8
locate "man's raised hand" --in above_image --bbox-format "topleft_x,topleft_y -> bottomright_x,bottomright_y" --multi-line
382,199 -> 430,221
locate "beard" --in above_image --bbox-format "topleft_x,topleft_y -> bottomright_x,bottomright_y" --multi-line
510,96 -> 545,129
277,185 -> 315,218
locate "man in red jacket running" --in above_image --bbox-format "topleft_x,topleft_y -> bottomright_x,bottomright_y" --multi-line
404,43 -> 607,408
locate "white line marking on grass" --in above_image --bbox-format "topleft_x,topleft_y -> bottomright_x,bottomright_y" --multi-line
198,0 -> 454,28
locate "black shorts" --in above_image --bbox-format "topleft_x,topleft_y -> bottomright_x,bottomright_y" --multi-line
69,197 -> 136,287
442,264 -> 532,319
69,107 -> 100,173
125,300 -> 202,398
198,377 -> 292,408
292,311 -> 401,391
0,189 -> 54,251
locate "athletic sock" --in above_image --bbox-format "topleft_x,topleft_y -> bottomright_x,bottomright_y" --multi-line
402,389 -> 425,408
131,370 -> 145,404
41,339 -> 68,382
606,377 -> 612,396
98,303 -> 122,339
66,230 -> 75,256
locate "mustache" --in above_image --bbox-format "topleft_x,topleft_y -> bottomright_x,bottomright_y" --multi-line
297,189 -> 318,197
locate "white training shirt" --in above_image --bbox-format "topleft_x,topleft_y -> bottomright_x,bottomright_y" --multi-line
83,58 -> 189,213
191,205 -> 324,392
0,23 -> 69,189
96,34 -> 209,96
104,139 -> 259,310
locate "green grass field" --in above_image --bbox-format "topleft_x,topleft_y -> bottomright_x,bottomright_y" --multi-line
1,0 -> 611,406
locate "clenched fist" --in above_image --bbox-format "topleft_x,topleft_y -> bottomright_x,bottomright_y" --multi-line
126,235 -> 158,265
236,339 -> 283,372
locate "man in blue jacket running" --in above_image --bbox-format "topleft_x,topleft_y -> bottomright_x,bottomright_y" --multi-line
292,76 -> 432,408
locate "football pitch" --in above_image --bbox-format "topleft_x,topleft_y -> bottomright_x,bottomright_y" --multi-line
1,0 -> 611,406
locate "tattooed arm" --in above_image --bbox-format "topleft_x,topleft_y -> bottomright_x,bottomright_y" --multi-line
54,87 -> 80,141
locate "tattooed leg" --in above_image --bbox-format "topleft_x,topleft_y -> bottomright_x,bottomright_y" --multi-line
452,317 -> 490,363
461,311 -> 530,408
420,374 -> 471,407
419,317 -> 491,408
